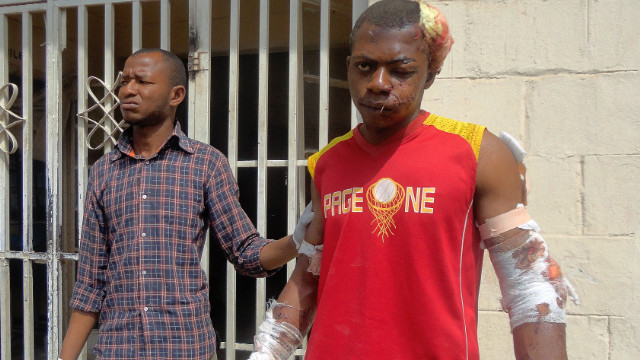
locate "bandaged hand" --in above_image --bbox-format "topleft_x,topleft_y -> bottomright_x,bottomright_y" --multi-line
292,202 -> 314,249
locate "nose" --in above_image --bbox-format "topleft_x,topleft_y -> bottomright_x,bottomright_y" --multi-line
119,79 -> 138,98
369,67 -> 392,93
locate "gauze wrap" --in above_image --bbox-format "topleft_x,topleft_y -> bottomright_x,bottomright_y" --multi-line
485,216 -> 579,329
415,0 -> 455,75
249,300 -> 303,360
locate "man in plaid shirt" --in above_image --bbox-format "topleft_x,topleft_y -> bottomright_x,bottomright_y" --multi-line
59,48 -> 309,360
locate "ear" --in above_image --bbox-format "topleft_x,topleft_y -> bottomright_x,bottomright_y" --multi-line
346,56 -> 351,69
169,85 -> 186,107
424,69 -> 439,90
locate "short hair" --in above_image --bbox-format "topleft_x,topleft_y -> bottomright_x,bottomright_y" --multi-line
350,0 -> 454,76
130,48 -> 187,88
351,0 -> 421,45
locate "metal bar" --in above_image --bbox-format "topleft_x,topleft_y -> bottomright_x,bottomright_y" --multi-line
0,13 -> 11,360
288,0 -> 305,281
44,0 -> 136,6
318,0 -> 330,148
160,0 -> 170,50
21,11 -> 35,359
235,160 -> 307,168
227,1 -> 241,356
77,5 -> 88,252
0,3 -> 47,15
303,73 -> 349,89
77,6 -> 90,358
353,0 -> 369,26
59,252 -> 79,261
132,0 -> 142,52
227,0 -> 239,174
351,0 -> 369,128
104,3 -> 115,153
255,0 -> 269,330
0,251 -> 49,261
187,0 -> 212,281
45,3 -> 64,356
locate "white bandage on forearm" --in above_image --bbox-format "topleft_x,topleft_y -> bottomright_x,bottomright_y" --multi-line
482,207 -> 580,329
298,240 -> 323,276
250,300 -> 303,360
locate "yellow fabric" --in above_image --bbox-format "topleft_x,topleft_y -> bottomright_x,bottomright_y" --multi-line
308,113 -> 485,178
307,130 -> 354,179
423,113 -> 485,160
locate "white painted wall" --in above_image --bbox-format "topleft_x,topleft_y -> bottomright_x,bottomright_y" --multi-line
422,1 -> 640,359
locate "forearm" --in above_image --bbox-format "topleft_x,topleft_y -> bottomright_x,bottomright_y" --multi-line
272,255 -> 319,334
513,322 -> 567,360
59,309 -> 99,360
259,235 -> 298,270
251,256 -> 319,359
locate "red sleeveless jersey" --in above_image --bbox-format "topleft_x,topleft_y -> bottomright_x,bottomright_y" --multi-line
305,111 -> 486,359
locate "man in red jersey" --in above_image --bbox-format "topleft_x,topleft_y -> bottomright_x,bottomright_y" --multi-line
250,1 -> 576,359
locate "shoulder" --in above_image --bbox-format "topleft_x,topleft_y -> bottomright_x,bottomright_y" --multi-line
181,137 -> 229,167
477,129 -> 519,176
422,113 -> 486,161
308,130 -> 355,178
474,129 -> 524,222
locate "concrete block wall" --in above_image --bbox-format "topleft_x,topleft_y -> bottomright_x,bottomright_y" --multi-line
420,1 -> 640,359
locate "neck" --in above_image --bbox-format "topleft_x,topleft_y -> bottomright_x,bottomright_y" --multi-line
131,118 -> 175,159
361,111 -> 421,145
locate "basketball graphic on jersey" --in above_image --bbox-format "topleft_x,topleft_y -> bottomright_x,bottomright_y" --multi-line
366,177 -> 406,241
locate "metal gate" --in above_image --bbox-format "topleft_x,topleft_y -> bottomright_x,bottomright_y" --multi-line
0,0 -> 367,359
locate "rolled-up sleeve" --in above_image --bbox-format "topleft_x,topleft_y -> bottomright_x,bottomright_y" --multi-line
205,154 -> 279,278
69,173 -> 109,312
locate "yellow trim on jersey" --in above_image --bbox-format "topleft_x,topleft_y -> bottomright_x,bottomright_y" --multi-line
423,113 -> 485,160
308,130 -> 355,179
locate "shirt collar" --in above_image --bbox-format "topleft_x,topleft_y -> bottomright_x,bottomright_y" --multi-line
111,121 -> 195,161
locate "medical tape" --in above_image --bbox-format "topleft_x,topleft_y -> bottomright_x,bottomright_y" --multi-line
478,206 -> 535,241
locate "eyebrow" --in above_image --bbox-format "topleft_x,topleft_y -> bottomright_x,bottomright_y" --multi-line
120,71 -> 150,80
351,55 -> 416,65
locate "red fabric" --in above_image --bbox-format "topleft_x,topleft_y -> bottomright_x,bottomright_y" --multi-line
306,111 -> 484,359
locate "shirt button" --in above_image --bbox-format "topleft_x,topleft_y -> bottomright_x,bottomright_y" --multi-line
145,160 -> 150,165
144,307 -> 149,312
141,232 -> 146,238
142,194 -> 147,199
142,270 -> 147,275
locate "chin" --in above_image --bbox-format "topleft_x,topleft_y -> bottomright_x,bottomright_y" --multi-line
122,117 -> 136,125
360,109 -> 397,123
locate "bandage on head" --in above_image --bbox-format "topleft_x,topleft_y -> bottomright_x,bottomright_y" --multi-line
414,1 -> 455,76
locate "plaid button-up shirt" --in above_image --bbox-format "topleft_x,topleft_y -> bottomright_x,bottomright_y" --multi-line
70,122 -> 275,359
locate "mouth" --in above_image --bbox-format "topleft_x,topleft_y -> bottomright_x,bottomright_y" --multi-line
360,101 -> 393,113
120,101 -> 139,111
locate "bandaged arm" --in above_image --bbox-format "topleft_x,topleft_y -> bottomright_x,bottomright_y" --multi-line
480,207 -> 579,330
250,186 -> 324,359
476,130 -> 575,359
